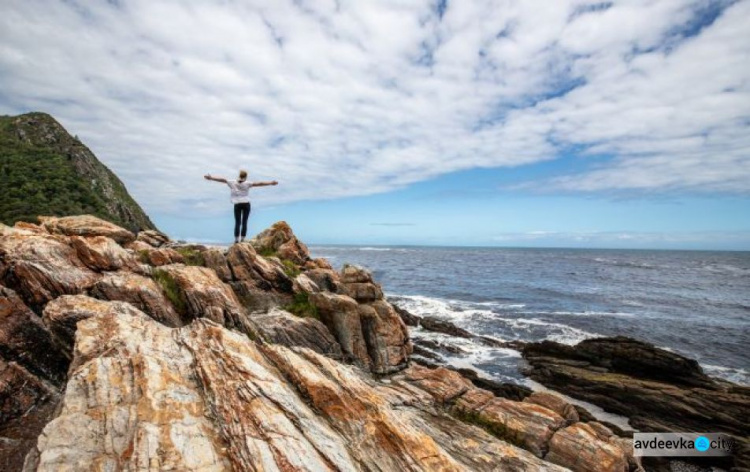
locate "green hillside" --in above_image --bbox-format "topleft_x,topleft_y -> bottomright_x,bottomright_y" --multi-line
0,112 -> 156,231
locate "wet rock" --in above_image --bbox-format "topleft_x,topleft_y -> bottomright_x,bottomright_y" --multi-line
420,316 -> 474,338
135,229 -> 170,247
42,295 -> 144,356
456,368 -> 532,401
39,215 -> 135,244
89,272 -> 183,327
391,302 -> 420,326
523,337 -> 750,437
545,422 -> 629,472
250,220 -> 310,265
0,233 -> 98,306
0,286 -> 68,386
69,235 -> 140,272
252,308 -> 343,359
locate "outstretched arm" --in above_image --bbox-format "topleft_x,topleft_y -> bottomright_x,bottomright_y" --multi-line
251,180 -> 279,187
204,174 -> 228,183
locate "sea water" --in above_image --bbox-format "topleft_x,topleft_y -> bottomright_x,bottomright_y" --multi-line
310,245 -> 750,386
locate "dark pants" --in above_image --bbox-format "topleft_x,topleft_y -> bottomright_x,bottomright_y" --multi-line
233,202 -> 251,238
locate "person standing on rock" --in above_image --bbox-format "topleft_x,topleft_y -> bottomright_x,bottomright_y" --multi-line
204,170 -> 278,243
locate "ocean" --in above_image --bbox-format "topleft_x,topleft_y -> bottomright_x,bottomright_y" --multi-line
309,245 -> 750,386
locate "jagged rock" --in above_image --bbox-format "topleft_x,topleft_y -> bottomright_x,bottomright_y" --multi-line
0,359 -> 60,472
359,299 -> 411,373
343,281 -> 384,302
226,243 -> 292,292
304,268 -> 342,293
142,247 -> 185,266
456,368 -> 533,401
545,422 -> 629,472
39,215 -> 135,244
69,235 -> 141,272
89,272 -> 183,327
154,264 -> 259,338
391,302 -> 420,326
0,223 -> 33,237
304,257 -> 333,270
292,273 -> 319,293
454,388 -> 566,457
340,264 -> 373,283
0,286 -> 68,386
524,392 -> 580,424
310,292 -> 371,370
0,233 -> 98,306
420,316 -> 474,338
14,222 -> 47,234
523,337 -> 750,437
250,221 -> 310,265
252,308 -> 343,359
28,308 -> 569,472
135,229 -> 170,247
403,365 -> 474,403
229,280 -> 293,313
42,295 -> 144,356
202,248 -> 232,282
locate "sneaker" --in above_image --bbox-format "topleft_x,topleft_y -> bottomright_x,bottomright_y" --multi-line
234,237 -> 240,244
240,237 -> 245,243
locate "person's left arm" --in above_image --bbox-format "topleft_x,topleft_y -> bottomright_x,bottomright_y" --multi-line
251,180 -> 279,187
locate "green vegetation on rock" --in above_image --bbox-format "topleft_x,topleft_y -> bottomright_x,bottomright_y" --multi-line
174,247 -> 206,267
152,269 -> 187,316
280,259 -> 300,278
0,112 -> 156,231
284,292 -> 318,319
451,407 -> 524,448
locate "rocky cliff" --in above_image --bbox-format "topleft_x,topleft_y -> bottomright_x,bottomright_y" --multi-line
0,215 -> 648,471
0,113 -> 155,231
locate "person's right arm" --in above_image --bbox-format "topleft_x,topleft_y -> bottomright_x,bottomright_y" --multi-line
204,174 -> 228,183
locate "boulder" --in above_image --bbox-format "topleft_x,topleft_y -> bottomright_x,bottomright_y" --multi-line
39,215 -> 135,244
252,308 -> 343,359
402,364 -> 474,404
135,229 -> 170,247
0,233 -> 98,306
292,273 -> 319,294
524,392 -> 579,424
359,300 -> 412,373
310,292 -> 371,370
340,264 -> 373,283
143,247 -> 185,266
154,264 -> 258,338
250,221 -> 310,265
454,389 -> 566,457
27,308 -> 569,472
545,422 -> 629,472
304,268 -> 342,293
89,272 -> 183,327
226,243 -> 292,292
69,235 -> 141,272
202,248 -> 232,282
0,286 -> 68,385
42,295 -> 144,356
343,282 -> 384,302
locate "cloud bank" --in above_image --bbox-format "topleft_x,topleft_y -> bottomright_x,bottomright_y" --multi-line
1,0 -> 748,216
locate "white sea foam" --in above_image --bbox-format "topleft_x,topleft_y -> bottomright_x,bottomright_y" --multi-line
702,364 -> 750,386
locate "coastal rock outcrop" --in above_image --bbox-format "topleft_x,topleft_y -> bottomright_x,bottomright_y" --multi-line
250,220 -> 311,265
25,308 -> 575,472
523,337 -> 750,437
39,215 -> 135,245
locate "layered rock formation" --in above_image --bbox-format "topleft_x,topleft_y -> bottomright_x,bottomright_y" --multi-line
0,214 -> 708,471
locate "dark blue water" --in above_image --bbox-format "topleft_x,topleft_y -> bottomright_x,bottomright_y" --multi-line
310,245 -> 750,386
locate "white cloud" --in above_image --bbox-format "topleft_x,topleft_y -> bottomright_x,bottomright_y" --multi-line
1,0 -> 748,216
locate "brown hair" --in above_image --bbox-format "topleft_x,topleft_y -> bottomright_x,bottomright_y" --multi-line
239,170 -> 247,181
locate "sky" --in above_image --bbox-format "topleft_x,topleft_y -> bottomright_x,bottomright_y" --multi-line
1,0 -> 749,249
